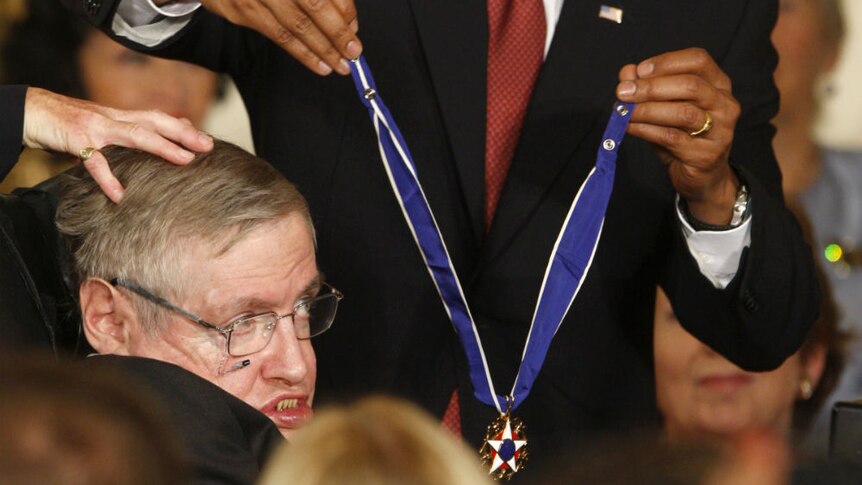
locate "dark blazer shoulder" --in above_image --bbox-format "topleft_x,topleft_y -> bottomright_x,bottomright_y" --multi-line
0,193 -> 55,351
81,355 -> 283,485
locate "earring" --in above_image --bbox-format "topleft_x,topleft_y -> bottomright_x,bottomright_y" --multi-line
800,378 -> 814,400
815,75 -> 836,100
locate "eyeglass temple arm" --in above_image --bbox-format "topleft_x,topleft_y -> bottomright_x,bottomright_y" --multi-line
110,277 -> 223,332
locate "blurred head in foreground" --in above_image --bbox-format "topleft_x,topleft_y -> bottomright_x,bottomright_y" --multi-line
0,354 -> 188,484
539,429 -> 790,485
259,396 -> 492,485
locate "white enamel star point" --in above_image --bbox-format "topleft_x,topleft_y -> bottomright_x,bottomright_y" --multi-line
487,418 -> 527,473
480,411 -> 529,480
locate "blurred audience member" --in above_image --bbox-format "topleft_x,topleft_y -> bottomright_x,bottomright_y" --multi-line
55,141 -> 340,481
0,353 -> 188,484
538,430 -> 791,485
0,0 -> 218,189
771,0 -> 862,450
772,0 -> 844,196
653,270 -> 846,446
258,396 -> 491,485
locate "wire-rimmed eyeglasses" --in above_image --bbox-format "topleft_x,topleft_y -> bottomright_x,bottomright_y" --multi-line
110,277 -> 343,357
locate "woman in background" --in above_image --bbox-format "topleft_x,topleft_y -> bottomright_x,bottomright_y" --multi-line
653,199 -> 850,459
654,197 -> 849,449
0,0 -> 218,189
771,0 -> 862,451
653,278 -> 845,447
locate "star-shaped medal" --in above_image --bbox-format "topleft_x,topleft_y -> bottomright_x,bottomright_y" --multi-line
480,413 -> 528,480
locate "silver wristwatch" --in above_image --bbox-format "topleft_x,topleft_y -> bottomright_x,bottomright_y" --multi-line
681,182 -> 751,232
728,183 -> 749,227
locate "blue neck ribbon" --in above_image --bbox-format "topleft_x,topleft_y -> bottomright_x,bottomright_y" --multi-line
349,55 -> 634,413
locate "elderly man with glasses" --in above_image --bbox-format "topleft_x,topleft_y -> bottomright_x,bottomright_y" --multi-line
54,140 -> 341,482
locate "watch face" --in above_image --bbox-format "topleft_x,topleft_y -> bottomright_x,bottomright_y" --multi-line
730,184 -> 750,227
679,184 -> 749,232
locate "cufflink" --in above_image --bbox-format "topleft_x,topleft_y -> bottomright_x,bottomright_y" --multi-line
84,0 -> 101,17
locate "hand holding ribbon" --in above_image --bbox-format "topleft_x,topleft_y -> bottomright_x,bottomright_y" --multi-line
616,47 -> 741,226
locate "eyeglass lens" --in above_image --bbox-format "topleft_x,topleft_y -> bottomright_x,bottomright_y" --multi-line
227,292 -> 340,356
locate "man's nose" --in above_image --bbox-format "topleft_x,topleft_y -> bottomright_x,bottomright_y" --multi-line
257,320 -> 312,385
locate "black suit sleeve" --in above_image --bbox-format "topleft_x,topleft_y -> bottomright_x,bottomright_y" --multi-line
59,0 -> 260,77
662,0 -> 818,371
0,85 -> 27,182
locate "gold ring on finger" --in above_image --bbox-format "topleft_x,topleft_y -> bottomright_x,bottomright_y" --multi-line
689,111 -> 713,137
78,146 -> 98,161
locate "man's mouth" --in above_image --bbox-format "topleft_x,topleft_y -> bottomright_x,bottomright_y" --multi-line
261,395 -> 314,434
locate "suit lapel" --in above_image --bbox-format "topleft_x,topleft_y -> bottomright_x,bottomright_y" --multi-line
482,0 -> 656,265
407,0 -> 488,243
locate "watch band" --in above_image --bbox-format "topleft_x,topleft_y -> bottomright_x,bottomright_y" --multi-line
728,183 -> 749,227
681,182 -> 750,232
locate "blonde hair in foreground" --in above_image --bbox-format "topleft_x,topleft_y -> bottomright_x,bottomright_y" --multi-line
258,396 -> 492,485
55,140 -> 312,332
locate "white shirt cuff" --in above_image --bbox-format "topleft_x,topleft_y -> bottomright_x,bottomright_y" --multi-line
148,0 -> 200,17
114,0 -> 199,46
676,196 -> 752,289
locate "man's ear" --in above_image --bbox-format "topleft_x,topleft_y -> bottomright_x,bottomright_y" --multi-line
79,278 -> 139,355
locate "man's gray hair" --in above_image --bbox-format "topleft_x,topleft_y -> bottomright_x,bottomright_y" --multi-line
56,140 -> 313,332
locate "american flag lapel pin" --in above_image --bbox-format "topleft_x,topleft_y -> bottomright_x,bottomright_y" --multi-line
598,5 -> 624,24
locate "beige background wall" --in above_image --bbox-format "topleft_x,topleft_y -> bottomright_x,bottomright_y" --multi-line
816,0 -> 862,149
202,79 -> 255,153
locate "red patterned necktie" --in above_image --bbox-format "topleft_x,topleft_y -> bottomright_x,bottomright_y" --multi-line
441,388 -> 463,436
484,0 -> 547,229
441,0 -> 546,437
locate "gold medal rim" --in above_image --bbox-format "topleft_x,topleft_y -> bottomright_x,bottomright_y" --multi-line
479,413 -> 528,481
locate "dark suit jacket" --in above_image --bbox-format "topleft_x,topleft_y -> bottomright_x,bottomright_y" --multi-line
0,85 -> 86,355
67,0 -> 818,465
80,355 -> 284,485
0,86 -> 26,180
0,85 -> 66,353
